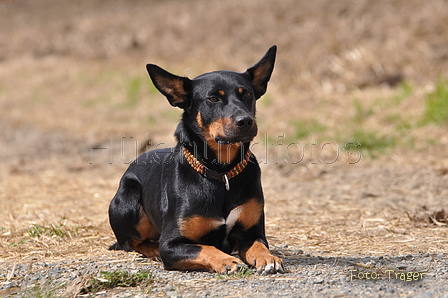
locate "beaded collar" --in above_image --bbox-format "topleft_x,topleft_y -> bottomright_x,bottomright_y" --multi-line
182,147 -> 252,191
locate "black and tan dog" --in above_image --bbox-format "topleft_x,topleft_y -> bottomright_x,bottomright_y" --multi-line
109,46 -> 284,275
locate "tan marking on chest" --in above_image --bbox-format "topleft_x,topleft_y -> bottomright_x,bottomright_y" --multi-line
178,198 -> 263,241
178,216 -> 224,242
237,198 -> 264,230
226,198 -> 263,234
225,205 -> 243,235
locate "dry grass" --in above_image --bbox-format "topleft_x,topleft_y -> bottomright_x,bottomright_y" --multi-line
1,0 -> 448,284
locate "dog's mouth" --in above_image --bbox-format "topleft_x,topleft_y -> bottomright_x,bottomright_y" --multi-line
214,125 -> 258,145
214,134 -> 255,145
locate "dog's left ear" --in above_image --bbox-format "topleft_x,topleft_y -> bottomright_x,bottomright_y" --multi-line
245,45 -> 277,99
146,64 -> 192,109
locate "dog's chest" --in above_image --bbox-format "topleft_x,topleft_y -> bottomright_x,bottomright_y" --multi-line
223,205 -> 244,235
178,198 -> 263,241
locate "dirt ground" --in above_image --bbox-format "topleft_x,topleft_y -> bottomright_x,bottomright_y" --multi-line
1,0 -> 448,297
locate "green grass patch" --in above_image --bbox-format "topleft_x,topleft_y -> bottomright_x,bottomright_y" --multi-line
81,270 -> 154,294
215,266 -> 254,280
9,218 -> 81,247
384,113 -> 412,131
23,285 -> 57,298
79,67 -> 158,109
125,77 -> 143,107
261,93 -> 273,107
9,239 -> 26,246
231,266 -> 254,278
353,97 -> 373,124
21,278 -> 67,298
392,81 -> 413,104
426,138 -> 437,146
342,129 -> 397,158
421,77 -> 448,125
343,83 -> 418,158
28,217 -> 77,238
146,115 -> 159,125
290,119 -> 326,140
285,80 -> 420,159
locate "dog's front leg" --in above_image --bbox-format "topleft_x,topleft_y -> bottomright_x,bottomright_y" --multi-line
160,241 -> 244,274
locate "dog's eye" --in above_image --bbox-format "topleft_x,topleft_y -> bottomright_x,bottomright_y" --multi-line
243,92 -> 252,98
207,97 -> 220,103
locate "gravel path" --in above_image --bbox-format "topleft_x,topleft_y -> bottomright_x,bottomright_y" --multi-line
1,249 -> 447,297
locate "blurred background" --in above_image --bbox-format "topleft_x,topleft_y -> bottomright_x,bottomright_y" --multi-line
1,0 -> 448,265
1,0 -> 447,163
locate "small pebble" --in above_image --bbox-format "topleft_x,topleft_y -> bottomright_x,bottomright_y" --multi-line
165,284 -> 174,291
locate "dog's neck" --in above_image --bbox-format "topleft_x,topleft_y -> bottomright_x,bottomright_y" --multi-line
174,120 -> 250,173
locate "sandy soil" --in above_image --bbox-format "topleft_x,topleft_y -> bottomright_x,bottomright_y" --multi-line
1,0 -> 447,297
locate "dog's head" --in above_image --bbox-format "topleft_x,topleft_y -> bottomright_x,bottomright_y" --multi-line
146,46 -> 276,162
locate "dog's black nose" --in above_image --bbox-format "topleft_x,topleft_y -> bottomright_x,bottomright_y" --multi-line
234,115 -> 254,129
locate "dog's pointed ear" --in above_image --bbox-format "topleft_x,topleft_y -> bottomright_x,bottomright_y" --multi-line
146,64 -> 192,109
245,45 -> 277,99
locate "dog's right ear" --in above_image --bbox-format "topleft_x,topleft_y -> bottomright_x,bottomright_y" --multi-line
146,64 -> 192,109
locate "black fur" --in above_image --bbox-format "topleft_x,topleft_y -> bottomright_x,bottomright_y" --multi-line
108,46 -> 284,274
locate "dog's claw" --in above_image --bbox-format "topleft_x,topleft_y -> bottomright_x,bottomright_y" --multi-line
254,259 -> 285,275
265,263 -> 275,274
219,263 -> 249,275
276,261 -> 285,273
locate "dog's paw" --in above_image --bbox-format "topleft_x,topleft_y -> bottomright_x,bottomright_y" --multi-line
212,256 -> 246,275
241,241 -> 285,274
253,254 -> 284,275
